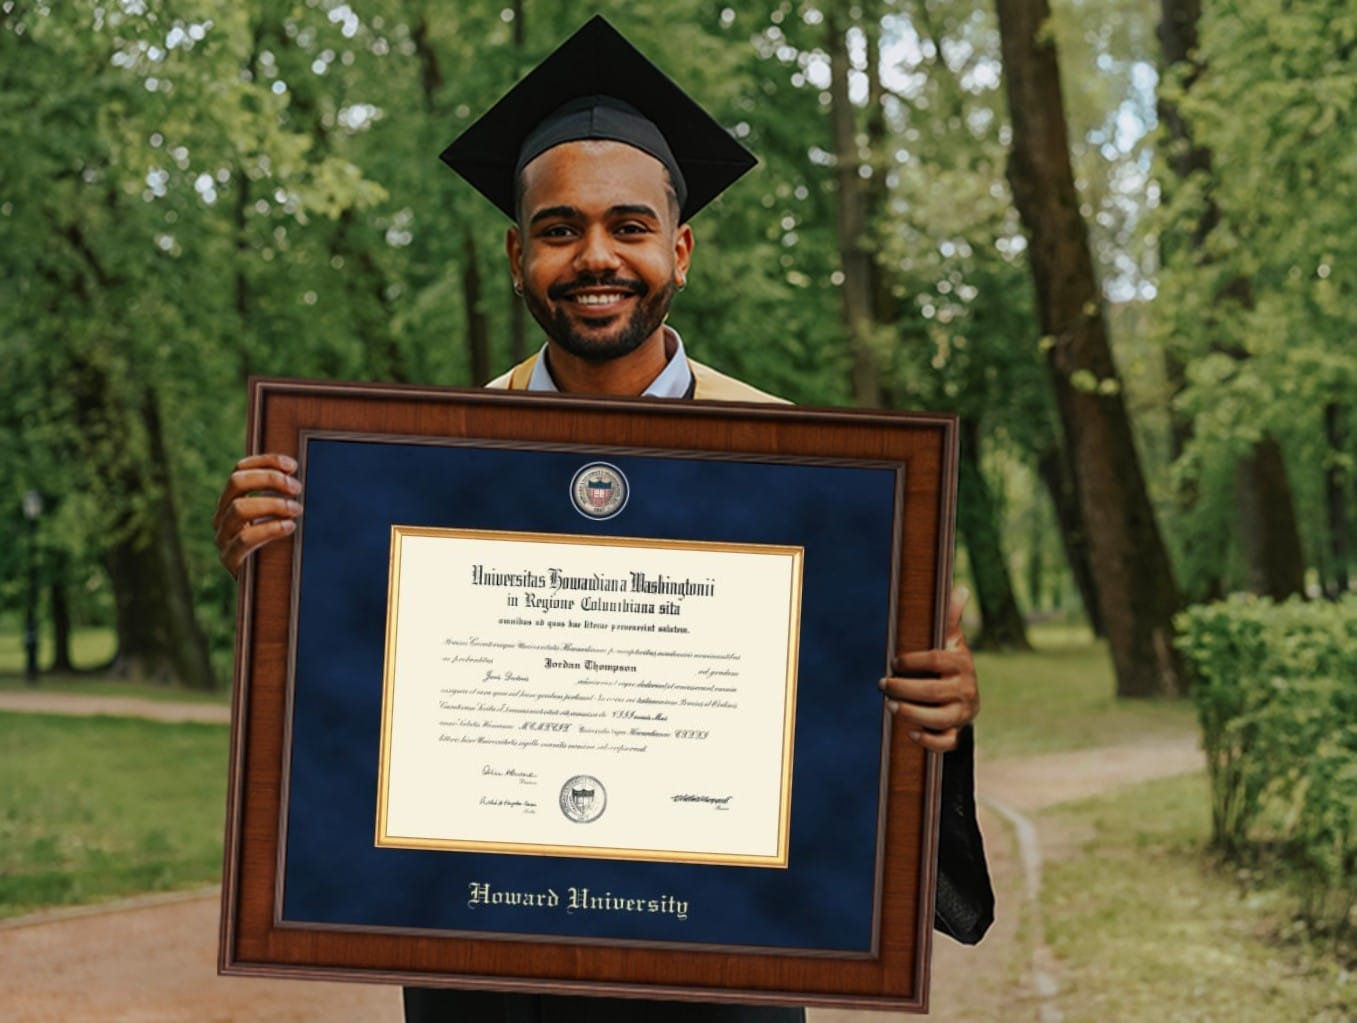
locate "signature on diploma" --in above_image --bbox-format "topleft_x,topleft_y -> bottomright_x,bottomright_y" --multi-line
670,793 -> 733,810
479,795 -> 539,814
482,763 -> 540,785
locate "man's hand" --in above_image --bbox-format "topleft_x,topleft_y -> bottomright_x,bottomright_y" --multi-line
212,453 -> 303,578
880,586 -> 979,752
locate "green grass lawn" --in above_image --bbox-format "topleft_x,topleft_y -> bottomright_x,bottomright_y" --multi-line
0,625 -> 117,674
972,628 -> 1197,760
0,712 -> 228,919
1040,773 -> 1356,1022
0,625 -> 229,702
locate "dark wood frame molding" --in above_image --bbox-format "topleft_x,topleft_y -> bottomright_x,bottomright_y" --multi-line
219,377 -> 959,1012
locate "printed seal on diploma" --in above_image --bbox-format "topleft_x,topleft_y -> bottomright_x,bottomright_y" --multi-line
559,776 -> 607,824
220,378 -> 960,1012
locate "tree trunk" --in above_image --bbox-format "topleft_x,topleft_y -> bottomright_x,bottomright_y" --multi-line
48,556 -> 74,674
860,0 -> 900,329
827,11 -> 883,408
58,220 -> 217,690
957,419 -> 1031,650
463,229 -> 491,385
105,393 -> 217,689
1326,404 -> 1351,597
1234,436 -> 1306,601
1026,502 -> 1045,612
996,0 -> 1182,697
507,0 -> 528,363
1036,444 -> 1105,636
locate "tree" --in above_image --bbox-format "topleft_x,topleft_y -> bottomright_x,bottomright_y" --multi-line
1155,0 -> 1305,603
995,0 -> 1183,696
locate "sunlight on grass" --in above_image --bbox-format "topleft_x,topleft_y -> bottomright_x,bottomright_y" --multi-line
0,713 -> 228,919
1041,774 -> 1356,1022
0,626 -> 117,673
0,626 -> 229,702
972,625 -> 1197,760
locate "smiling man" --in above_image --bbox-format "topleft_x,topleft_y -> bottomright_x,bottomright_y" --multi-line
213,16 -> 991,1023
507,136 -> 694,393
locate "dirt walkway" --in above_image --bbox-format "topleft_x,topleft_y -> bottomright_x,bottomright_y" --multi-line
0,697 -> 1202,1022
0,690 -> 231,724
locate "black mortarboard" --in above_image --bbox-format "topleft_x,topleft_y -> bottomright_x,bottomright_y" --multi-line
440,16 -> 757,222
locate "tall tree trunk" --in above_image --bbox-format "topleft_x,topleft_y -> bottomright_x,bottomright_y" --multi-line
957,418 -> 1031,650
860,0 -> 900,330
1026,497 -> 1045,612
463,229 -> 491,385
104,393 -> 217,689
1036,444 -> 1105,636
995,0 -> 1182,697
48,553 -> 74,673
827,11 -> 883,408
509,0 -> 528,364
1235,437 -> 1305,601
1326,404 -> 1351,597
59,221 -> 217,689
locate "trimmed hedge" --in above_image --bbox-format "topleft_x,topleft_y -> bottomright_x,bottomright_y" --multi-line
1176,596 -> 1357,934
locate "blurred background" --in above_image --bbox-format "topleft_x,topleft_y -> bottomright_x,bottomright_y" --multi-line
1,1 -> 1353,1020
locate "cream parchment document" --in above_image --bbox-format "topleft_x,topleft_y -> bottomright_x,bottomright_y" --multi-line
375,528 -> 803,866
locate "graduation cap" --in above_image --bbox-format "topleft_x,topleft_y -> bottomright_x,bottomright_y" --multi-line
440,15 -> 757,222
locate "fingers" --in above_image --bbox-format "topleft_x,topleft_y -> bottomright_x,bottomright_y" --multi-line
883,619 -> 980,751
213,452 -> 302,577
946,585 -> 971,650
213,496 -> 303,552
904,727 -> 960,752
885,696 -> 971,732
213,455 -> 301,528
884,694 -> 964,751
881,673 -> 964,705
219,517 -> 298,577
893,648 -> 969,677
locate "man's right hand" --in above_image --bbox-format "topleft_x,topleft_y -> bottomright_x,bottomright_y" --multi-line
213,453 -> 303,577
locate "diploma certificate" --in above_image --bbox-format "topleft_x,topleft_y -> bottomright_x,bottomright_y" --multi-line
377,529 -> 803,866
222,378 -> 958,1011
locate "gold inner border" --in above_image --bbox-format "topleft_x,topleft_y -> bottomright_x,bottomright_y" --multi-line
375,527 -> 804,868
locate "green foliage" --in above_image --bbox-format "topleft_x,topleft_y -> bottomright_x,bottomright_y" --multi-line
0,0 -> 1350,679
1176,597 -> 1357,935
0,713 -> 227,918
1149,0 -> 1357,598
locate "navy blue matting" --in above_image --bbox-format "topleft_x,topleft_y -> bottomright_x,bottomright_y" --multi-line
281,436 -> 897,953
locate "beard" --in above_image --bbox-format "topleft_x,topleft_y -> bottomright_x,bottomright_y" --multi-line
523,273 -> 677,363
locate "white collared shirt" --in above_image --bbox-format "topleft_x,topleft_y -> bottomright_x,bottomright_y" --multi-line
525,326 -> 694,398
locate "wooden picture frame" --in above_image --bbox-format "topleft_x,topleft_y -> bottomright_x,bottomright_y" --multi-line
219,377 -> 958,1012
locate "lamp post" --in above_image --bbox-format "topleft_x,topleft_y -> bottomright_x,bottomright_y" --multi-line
22,490 -> 42,685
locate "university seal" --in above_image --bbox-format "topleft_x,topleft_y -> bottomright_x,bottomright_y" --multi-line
559,774 -> 607,823
570,462 -> 628,520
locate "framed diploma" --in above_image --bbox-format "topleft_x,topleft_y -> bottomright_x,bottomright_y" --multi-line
219,378 -> 959,1012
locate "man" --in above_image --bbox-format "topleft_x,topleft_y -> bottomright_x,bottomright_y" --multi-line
214,17 -> 991,1022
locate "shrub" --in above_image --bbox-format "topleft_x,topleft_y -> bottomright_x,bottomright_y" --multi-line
1176,596 -> 1357,937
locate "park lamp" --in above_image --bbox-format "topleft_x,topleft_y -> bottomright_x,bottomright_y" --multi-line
23,490 -> 43,522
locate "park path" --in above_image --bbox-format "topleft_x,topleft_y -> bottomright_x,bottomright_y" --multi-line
0,694 -> 1203,1022
0,690 -> 231,724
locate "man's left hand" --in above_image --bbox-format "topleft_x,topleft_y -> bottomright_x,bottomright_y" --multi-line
880,586 -> 979,752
